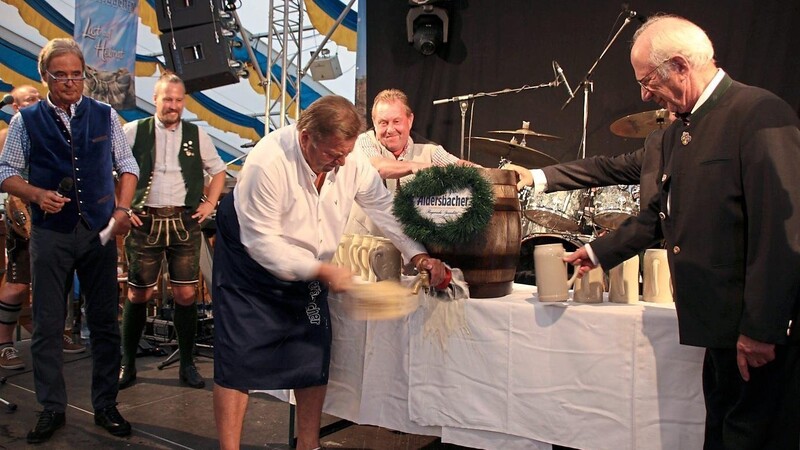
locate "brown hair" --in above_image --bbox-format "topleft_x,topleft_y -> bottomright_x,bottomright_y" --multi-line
38,38 -> 85,80
297,95 -> 364,143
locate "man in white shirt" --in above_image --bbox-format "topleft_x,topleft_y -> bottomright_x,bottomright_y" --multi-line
119,72 -> 227,390
211,95 -> 448,450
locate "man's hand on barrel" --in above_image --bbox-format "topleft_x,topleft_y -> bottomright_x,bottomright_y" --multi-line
563,246 -> 597,277
412,254 -> 448,288
500,163 -> 533,190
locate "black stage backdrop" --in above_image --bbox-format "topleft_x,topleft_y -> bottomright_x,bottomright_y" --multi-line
365,0 -> 800,165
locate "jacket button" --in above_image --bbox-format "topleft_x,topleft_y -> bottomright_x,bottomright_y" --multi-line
659,212 -> 666,220
673,246 -> 681,254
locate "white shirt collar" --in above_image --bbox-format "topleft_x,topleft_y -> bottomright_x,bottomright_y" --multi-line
692,68 -> 726,114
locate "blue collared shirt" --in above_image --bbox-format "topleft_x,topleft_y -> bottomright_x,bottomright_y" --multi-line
0,94 -> 139,186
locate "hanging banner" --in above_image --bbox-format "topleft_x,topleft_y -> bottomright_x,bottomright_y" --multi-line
74,0 -> 139,110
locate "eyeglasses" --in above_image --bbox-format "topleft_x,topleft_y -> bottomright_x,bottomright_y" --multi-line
46,70 -> 87,84
636,58 -> 671,90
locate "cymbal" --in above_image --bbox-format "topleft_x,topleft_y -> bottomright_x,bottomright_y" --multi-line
610,109 -> 675,138
488,129 -> 563,140
466,137 -> 558,168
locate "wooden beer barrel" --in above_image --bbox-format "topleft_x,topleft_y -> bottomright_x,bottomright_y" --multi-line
427,168 -> 521,298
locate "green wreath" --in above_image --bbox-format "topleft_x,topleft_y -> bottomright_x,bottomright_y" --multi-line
393,165 -> 494,248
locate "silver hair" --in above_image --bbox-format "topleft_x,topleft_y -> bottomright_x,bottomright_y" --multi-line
633,15 -> 715,79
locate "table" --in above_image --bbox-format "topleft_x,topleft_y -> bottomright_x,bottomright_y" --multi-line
265,285 -> 706,450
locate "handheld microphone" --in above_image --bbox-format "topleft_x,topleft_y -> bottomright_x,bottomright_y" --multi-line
56,177 -> 74,198
553,61 -> 574,99
44,177 -> 73,218
2,94 -> 13,106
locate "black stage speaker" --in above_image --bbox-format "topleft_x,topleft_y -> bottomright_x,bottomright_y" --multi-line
154,0 -> 225,32
160,22 -> 239,93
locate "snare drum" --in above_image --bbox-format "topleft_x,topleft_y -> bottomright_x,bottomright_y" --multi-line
593,185 -> 640,229
523,189 -> 588,233
515,232 -> 592,286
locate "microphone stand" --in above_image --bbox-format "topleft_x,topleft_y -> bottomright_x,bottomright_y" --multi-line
561,13 -> 637,159
433,80 -> 558,162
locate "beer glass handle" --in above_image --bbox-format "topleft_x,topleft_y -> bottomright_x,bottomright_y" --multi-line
653,259 -> 660,296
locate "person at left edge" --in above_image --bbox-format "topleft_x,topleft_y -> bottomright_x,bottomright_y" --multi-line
211,95 -> 448,450
118,71 -> 227,390
0,38 -> 139,444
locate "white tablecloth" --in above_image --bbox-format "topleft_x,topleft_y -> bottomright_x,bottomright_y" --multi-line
265,285 -> 706,450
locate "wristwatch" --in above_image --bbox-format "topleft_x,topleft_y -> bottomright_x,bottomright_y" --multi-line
114,206 -> 133,218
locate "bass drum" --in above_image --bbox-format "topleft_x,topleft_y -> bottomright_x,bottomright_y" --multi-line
523,188 -> 588,233
515,231 -> 592,286
592,185 -> 640,230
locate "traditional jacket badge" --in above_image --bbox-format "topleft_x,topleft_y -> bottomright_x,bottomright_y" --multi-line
182,140 -> 195,157
680,131 -> 692,146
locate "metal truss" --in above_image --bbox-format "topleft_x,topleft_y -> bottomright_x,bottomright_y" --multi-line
234,0 -> 355,134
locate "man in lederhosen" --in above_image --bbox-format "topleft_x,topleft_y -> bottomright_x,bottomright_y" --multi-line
119,72 -> 226,390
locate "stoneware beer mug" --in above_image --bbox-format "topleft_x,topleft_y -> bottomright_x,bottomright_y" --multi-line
609,255 -> 640,303
357,235 -> 375,281
369,237 -> 402,282
643,249 -> 673,303
349,234 -> 365,275
573,266 -> 605,303
337,234 -> 354,271
534,243 -> 579,302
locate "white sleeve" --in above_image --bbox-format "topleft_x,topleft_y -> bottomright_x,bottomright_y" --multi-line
122,121 -> 138,148
197,128 -> 227,176
532,169 -> 548,193
584,243 -> 601,266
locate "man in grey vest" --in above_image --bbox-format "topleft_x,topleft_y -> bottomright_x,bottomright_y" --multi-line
119,72 -> 226,390
345,88 -> 477,235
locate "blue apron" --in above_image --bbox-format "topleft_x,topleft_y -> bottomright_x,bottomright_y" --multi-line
212,193 -> 331,390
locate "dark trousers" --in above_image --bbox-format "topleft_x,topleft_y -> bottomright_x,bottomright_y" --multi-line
703,345 -> 800,450
30,222 -> 120,413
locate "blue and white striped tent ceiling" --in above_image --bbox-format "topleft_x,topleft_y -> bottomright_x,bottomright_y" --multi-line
0,0 -> 358,164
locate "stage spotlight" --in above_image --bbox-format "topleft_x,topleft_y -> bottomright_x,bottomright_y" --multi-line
406,5 -> 449,56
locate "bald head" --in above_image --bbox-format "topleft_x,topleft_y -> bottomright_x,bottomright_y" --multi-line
10,85 -> 41,112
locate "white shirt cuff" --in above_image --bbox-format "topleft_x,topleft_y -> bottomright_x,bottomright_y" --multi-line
532,169 -> 548,193
584,243 -> 600,266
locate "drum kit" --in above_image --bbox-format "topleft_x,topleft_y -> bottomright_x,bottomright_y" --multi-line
466,121 -> 561,168
472,110 -> 672,285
